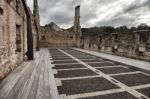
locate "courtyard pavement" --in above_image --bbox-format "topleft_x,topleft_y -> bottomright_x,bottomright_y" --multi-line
0,48 -> 150,99
50,48 -> 150,99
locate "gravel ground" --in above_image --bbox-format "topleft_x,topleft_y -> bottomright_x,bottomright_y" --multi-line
82,59 -> 103,63
53,64 -> 86,69
58,77 -> 119,95
97,67 -> 135,74
51,56 -> 70,59
51,57 -> 72,60
88,62 -> 115,67
51,55 -> 67,57
55,69 -> 97,78
78,92 -> 138,99
50,53 -> 66,55
112,73 -> 150,86
52,60 -> 78,64
77,57 -> 97,59
51,55 -> 69,58
137,87 -> 150,98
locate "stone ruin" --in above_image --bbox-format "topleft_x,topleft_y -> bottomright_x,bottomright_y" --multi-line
40,5 -> 81,48
81,24 -> 150,61
0,1 -> 150,81
0,0 -> 40,80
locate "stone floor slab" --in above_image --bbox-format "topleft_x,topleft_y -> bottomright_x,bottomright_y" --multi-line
79,92 -> 138,99
88,62 -> 115,67
51,57 -> 72,60
53,64 -> 86,69
137,87 -> 150,98
57,77 -> 119,95
97,67 -> 135,74
55,69 -> 97,78
112,73 -> 150,86
81,59 -> 103,63
52,60 -> 78,64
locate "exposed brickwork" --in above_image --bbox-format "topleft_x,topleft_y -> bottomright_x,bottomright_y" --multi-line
0,0 -> 39,80
40,5 -> 81,48
81,25 -> 150,61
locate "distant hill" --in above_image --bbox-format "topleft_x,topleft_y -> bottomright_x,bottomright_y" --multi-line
44,22 -> 62,31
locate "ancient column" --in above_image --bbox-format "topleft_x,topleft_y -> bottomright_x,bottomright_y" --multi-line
0,0 -> 4,63
22,0 -> 34,60
33,0 -> 40,51
74,5 -> 82,48
74,5 -> 80,31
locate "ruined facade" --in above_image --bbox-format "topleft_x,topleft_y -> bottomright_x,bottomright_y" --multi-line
0,0 -> 40,80
81,25 -> 150,61
33,0 -> 40,51
40,6 -> 81,48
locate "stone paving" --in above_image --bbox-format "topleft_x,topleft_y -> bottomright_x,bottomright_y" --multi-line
49,48 -> 150,99
0,48 -> 150,99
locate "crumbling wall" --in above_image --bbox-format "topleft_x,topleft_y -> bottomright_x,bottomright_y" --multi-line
40,5 -> 81,48
82,26 -> 150,61
0,0 -> 28,80
40,26 -> 76,48
32,21 -> 37,50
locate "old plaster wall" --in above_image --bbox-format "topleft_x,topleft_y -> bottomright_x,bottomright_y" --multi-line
0,0 -> 28,80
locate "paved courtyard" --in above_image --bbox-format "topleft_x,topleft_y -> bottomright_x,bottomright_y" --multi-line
0,48 -> 150,99
50,48 -> 150,99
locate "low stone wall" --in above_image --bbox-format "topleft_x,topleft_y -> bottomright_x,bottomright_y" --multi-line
81,28 -> 150,62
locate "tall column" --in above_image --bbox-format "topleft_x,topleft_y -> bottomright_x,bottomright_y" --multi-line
74,5 -> 82,48
0,0 -> 4,63
74,5 -> 80,31
22,0 -> 34,60
33,0 -> 40,51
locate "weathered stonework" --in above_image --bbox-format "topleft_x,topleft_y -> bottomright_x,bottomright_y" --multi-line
40,25 -> 76,48
82,25 -> 150,61
40,6 -> 81,48
0,0 -> 39,80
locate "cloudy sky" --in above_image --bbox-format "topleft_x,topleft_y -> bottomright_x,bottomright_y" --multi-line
27,0 -> 150,29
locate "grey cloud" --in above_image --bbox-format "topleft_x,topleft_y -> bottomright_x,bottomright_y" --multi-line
27,0 -> 150,28
123,0 -> 150,13
96,16 -> 136,27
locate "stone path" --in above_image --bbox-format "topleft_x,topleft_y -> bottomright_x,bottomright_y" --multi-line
50,48 -> 150,99
74,48 -> 150,71
0,48 -> 150,99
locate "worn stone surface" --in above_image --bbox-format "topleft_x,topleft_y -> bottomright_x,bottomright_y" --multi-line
137,87 -> 150,98
79,92 -> 138,99
112,73 -> 150,86
81,25 -> 150,61
0,0 -> 39,80
55,69 -> 97,78
53,64 -> 85,69
58,77 -> 119,95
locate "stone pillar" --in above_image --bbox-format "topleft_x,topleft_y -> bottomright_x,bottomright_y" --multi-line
33,0 -> 40,51
0,0 -> 4,64
74,5 -> 80,31
74,5 -> 82,48
22,0 -> 34,60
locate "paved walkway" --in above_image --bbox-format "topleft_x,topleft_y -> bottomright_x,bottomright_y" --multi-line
0,48 -> 150,99
0,49 -> 59,99
74,48 -> 150,71
50,48 -> 150,99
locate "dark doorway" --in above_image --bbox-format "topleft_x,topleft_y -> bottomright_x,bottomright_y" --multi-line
0,7 -> 3,15
16,25 -> 21,52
